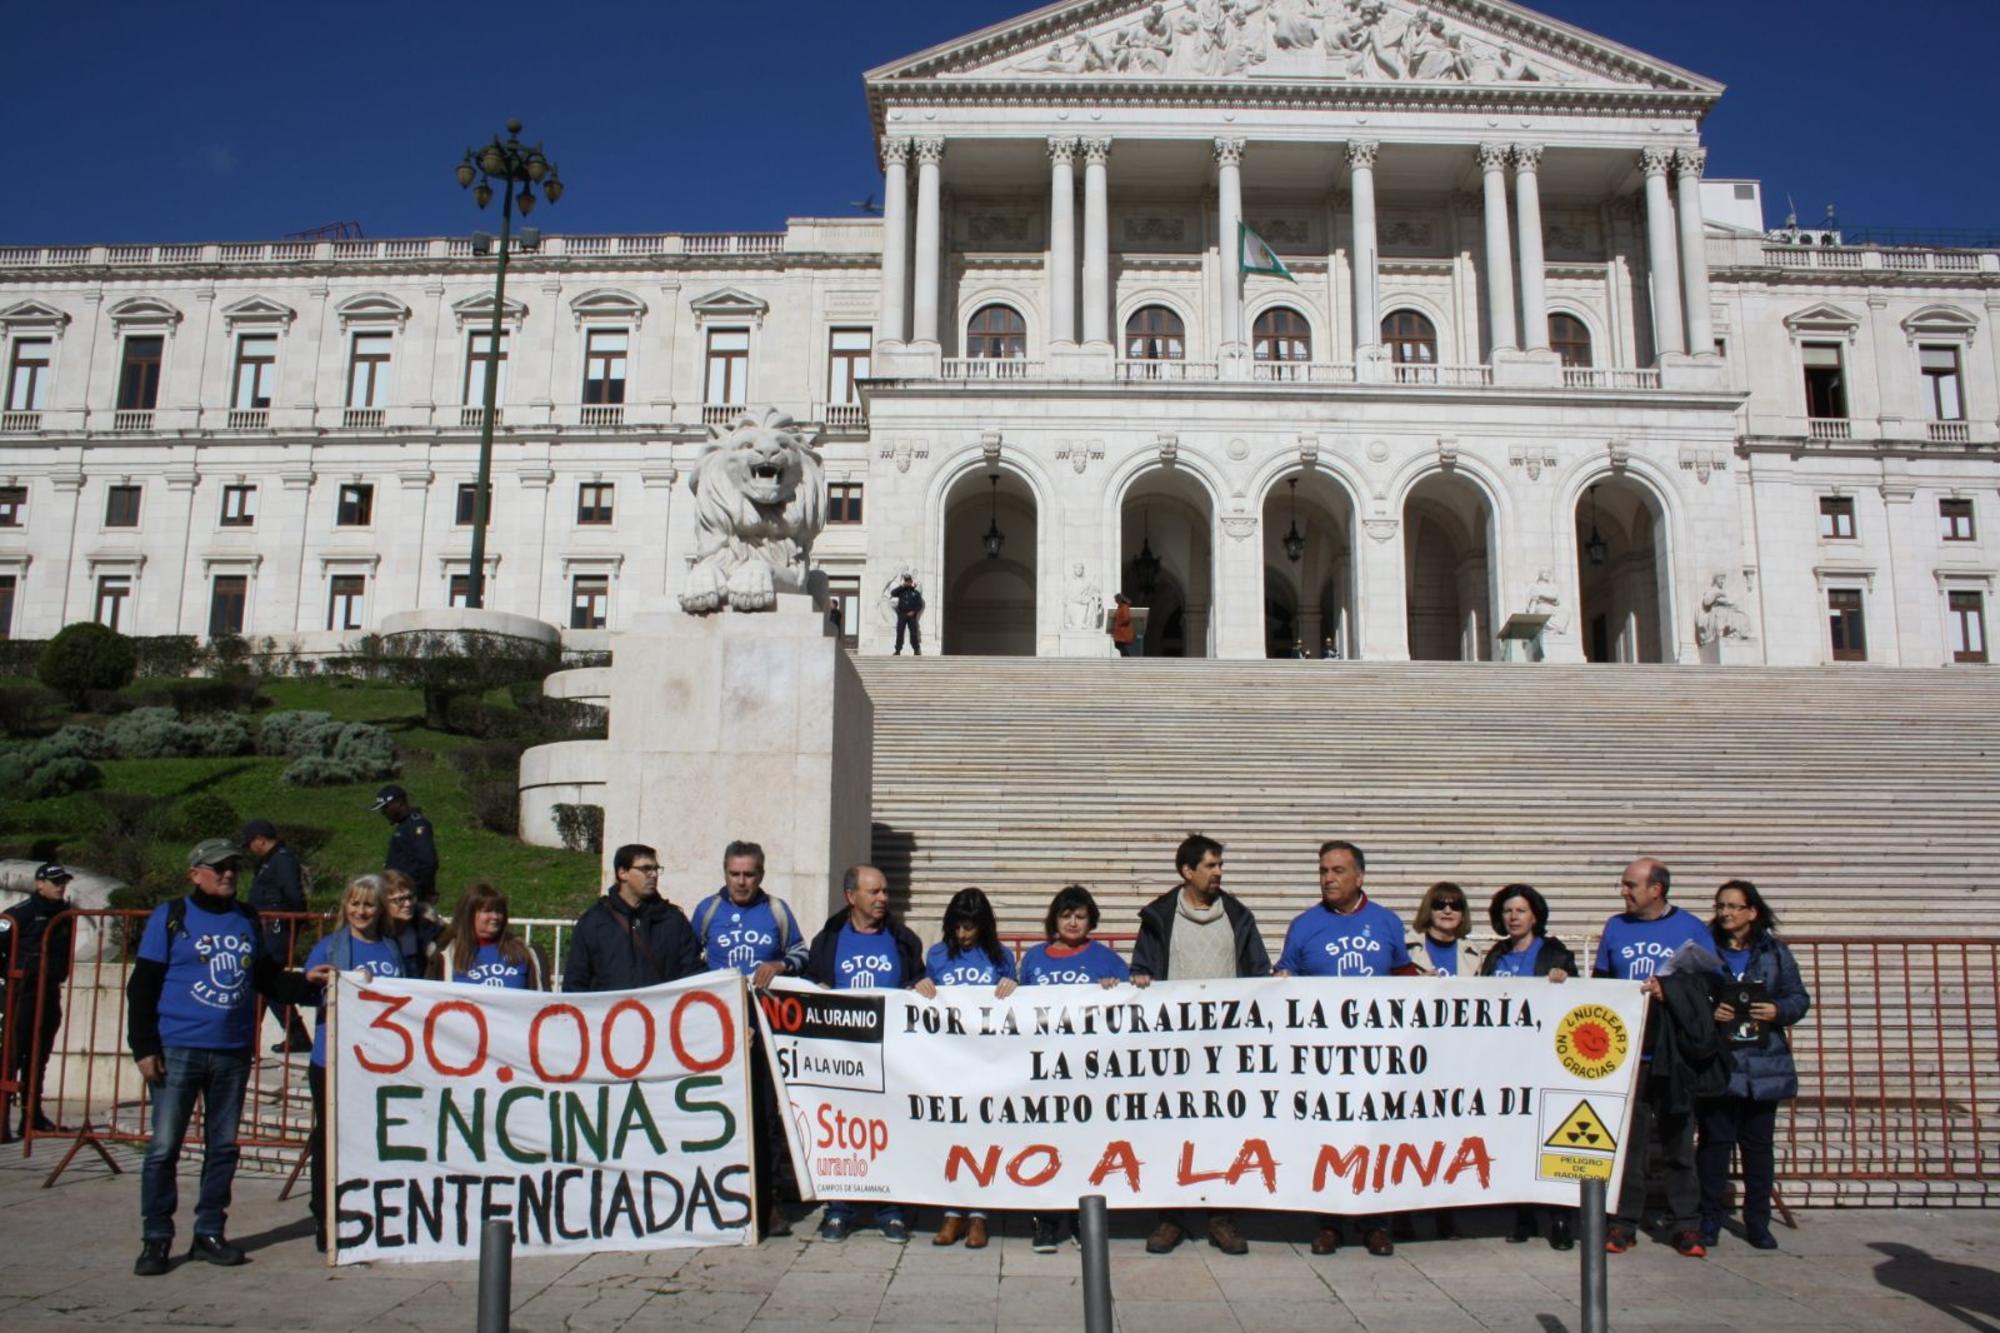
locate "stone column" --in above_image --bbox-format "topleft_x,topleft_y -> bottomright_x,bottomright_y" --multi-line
1513,144 -> 1549,352
1355,517 -> 1409,661
1640,148 -> 1685,358
1215,138 -> 1246,359
1348,141 -> 1380,356
911,136 -> 945,347
876,138 -> 910,347
1081,138 -> 1111,347
1478,143 -> 1518,355
1674,148 -> 1715,357
1047,138 -> 1078,347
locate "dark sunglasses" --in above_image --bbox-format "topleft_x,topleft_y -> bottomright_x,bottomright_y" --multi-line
1433,900 -> 1467,911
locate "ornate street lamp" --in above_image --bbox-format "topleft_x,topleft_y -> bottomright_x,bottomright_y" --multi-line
1585,483 -> 1608,566
455,118 -> 563,608
1133,507 -> 1161,596
982,474 -> 1006,559
1282,477 -> 1306,564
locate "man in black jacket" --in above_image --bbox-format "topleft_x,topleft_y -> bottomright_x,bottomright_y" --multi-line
1129,834 -> 1270,1257
242,820 -> 311,1053
371,785 -> 439,906
562,843 -> 705,993
2,863 -> 76,1139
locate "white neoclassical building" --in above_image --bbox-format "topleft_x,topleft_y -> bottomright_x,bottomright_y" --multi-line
1,0 -> 1995,667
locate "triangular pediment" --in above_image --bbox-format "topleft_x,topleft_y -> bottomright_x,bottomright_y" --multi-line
450,292 -> 529,328
107,296 -> 184,328
221,295 -> 297,330
335,292 -> 413,330
689,287 -> 770,326
1783,302 -> 1862,336
0,300 -> 71,332
869,0 -> 1719,96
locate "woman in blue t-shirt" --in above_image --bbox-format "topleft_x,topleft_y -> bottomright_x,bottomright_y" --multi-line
444,883 -> 546,990
1697,879 -> 1809,1251
1477,884 -> 1577,1251
301,874 -> 405,1251
925,888 -> 1018,1250
1408,881 -> 1481,979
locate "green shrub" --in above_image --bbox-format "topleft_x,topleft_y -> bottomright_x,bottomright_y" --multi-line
0,727 -> 110,799
357,629 -> 561,732
0,638 -> 50,676
173,792 -> 241,842
0,682 -> 64,738
552,803 -> 604,855
258,709 -> 341,757
131,635 -> 203,679
36,725 -> 110,762
19,756 -> 101,799
274,823 -> 334,861
183,713 -> 253,758
38,623 -> 138,707
132,676 -> 265,715
467,777 -> 520,835
105,707 -> 191,759
277,718 -> 398,786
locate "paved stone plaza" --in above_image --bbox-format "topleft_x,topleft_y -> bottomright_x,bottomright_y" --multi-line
1,1150 -> 1995,1331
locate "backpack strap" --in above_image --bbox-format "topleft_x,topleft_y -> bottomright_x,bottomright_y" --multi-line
166,897 -> 189,942
772,898 -> 799,951
692,893 -> 721,942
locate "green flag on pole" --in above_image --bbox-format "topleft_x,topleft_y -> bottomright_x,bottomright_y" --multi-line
1240,221 -> 1296,282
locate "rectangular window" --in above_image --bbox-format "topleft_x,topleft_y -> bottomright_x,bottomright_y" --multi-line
570,574 -> 609,630
347,331 -> 393,407
1801,342 -> 1847,419
827,482 -> 864,525
219,484 -> 256,527
1941,498 -> 1976,542
327,574 -> 366,631
464,331 -> 509,406
336,483 -> 374,527
6,338 -> 52,412
95,574 -> 132,631
1949,591 -> 1988,664
105,484 -> 142,528
1921,345 -> 1964,421
454,482 -> 493,526
0,574 -> 14,639
208,574 -> 248,636
0,485 -> 26,527
583,330 -> 628,406
826,575 -> 860,648
705,329 -> 749,404
118,336 -> 163,411
828,329 -> 871,406
1818,495 -> 1856,540
1828,589 -> 1867,662
576,482 -> 614,526
232,333 -> 277,410
448,573 -> 472,608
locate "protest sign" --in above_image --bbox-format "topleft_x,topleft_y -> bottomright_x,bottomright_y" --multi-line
759,976 -> 1645,1212
331,970 -> 754,1264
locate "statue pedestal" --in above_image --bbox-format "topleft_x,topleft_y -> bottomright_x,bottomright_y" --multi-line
596,594 -> 871,928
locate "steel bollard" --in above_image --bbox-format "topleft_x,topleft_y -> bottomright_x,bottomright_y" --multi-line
1078,1194 -> 1114,1333
477,1219 -> 514,1333
1579,1177 -> 1608,1333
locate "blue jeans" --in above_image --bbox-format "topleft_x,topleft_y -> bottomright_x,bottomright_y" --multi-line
140,1046 -> 251,1243
826,1201 -> 906,1230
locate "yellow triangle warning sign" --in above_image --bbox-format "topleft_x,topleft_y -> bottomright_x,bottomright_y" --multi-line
1545,1099 -> 1617,1153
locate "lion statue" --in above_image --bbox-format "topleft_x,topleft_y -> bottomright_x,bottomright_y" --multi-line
678,407 -> 827,614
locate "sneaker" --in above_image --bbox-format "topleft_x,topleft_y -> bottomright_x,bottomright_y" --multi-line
818,1215 -> 852,1244
1671,1230 -> 1708,1259
133,1240 -> 171,1277
1605,1227 -> 1636,1254
1745,1225 -> 1779,1251
1698,1222 -> 1721,1248
880,1217 -> 910,1244
189,1234 -> 246,1266
1031,1217 -> 1061,1253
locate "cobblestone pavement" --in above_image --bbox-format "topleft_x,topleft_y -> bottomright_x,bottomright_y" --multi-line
1,1148 -> 1996,1331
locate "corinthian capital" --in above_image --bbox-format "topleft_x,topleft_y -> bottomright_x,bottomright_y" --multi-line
1639,147 -> 1674,178
1047,136 -> 1079,166
1511,144 -> 1544,172
1213,137 -> 1245,167
1477,142 -> 1510,172
1347,140 -> 1380,171
880,137 -> 911,167
1081,136 -> 1112,166
914,137 -> 946,167
1674,147 -> 1707,179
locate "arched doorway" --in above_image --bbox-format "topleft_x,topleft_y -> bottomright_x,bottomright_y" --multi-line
1575,476 -> 1671,663
1262,472 -> 1356,658
1403,472 -> 1496,661
942,470 -> 1037,655
1121,470 -> 1212,657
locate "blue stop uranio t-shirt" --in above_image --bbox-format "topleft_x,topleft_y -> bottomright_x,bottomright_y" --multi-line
1277,898 -> 1412,977
136,894 -> 266,1052
1019,940 -> 1130,986
1593,906 -> 1711,981
454,942 -> 536,990
1490,937 -> 1544,978
833,923 -> 902,990
926,940 -> 1018,987
700,894 -> 785,975
304,931 -> 404,1066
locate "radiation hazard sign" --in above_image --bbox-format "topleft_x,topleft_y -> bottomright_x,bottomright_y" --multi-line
1536,1093 -> 1625,1183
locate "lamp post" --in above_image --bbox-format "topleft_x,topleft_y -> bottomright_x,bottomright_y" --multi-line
1132,507 -> 1161,597
455,118 -> 563,608
1584,483 -> 1608,566
1282,477 -> 1306,564
982,474 -> 1006,560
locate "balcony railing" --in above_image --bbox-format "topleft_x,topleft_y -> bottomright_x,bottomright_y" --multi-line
818,402 -> 867,431
112,410 -> 154,432
685,232 -> 783,256
942,358 -> 1048,381
701,403 -> 748,426
579,405 -> 625,427
1807,417 -> 1853,442
459,406 -> 501,428
342,408 -> 385,430
1927,420 -> 1971,445
1390,363 -> 1493,387
1562,366 -> 1664,391
1251,362 -> 1358,384
225,408 -> 269,430
0,411 -> 40,433
1116,360 -> 1220,382
0,230 -> 798,269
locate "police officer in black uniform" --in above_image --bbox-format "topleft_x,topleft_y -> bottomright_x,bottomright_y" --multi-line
891,574 -> 925,656
371,785 -> 439,906
2,863 -> 77,1139
242,819 -> 312,1053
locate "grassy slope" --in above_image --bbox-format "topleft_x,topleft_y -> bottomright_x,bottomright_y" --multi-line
0,677 -> 602,921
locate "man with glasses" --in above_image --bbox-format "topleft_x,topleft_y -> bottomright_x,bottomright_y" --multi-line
126,839 -> 315,1277
562,843 -> 704,993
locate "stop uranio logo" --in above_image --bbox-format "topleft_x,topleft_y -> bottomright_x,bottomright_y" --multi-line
1554,1003 -> 1630,1080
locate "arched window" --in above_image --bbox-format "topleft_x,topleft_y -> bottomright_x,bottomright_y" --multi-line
1382,309 -> 1437,382
965,305 -> 1026,360
1549,313 -> 1592,368
1252,307 -> 1311,379
1124,305 -> 1185,361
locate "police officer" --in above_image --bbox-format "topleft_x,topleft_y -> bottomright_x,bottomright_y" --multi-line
370,785 -> 439,906
242,819 -> 311,1053
891,574 -> 925,656
2,863 -> 76,1140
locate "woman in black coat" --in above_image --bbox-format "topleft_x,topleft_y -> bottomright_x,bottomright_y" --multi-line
1478,884 -> 1577,1250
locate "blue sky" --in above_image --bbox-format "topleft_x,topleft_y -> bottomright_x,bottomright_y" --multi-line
7,0 -> 1995,245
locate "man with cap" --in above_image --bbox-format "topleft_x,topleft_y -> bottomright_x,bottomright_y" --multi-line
126,839 -> 315,1277
1,863 -> 77,1140
890,574 -> 925,656
242,819 -> 311,1054
372,785 -> 439,906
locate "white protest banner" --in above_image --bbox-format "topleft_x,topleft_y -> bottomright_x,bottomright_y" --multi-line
331,970 -> 754,1264
760,976 -> 1645,1212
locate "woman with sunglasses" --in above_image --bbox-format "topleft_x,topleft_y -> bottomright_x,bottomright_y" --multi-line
1409,882 -> 1481,977
1479,883 -> 1576,1249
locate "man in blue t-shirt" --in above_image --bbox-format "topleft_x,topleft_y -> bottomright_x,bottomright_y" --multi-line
1593,856 -> 1713,1258
1275,840 -> 1416,1258
126,839 -> 314,1278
